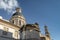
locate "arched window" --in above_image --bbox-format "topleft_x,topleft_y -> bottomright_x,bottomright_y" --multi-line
14,31 -> 18,37
19,20 -> 21,26
12,20 -> 14,24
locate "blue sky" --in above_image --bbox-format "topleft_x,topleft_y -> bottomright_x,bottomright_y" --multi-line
0,0 -> 60,40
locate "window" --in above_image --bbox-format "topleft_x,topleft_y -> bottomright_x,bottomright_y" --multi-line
3,31 -> 7,35
19,20 -> 21,25
22,21 -> 25,25
12,20 -> 14,24
3,27 -> 8,35
14,31 -> 18,37
4,27 -> 8,32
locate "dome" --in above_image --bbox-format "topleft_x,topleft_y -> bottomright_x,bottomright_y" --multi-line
12,8 -> 23,16
12,12 -> 23,16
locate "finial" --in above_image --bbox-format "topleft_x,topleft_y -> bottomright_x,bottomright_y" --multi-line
35,22 -> 39,25
44,25 -> 49,33
16,7 -> 21,13
44,24 -> 48,30
44,25 -> 51,39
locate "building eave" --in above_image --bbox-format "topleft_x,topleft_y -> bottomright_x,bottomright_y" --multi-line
0,19 -> 20,29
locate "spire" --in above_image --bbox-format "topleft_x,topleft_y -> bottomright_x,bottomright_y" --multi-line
44,25 -> 50,38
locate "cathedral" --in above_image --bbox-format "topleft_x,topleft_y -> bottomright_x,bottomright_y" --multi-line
0,7 -> 51,40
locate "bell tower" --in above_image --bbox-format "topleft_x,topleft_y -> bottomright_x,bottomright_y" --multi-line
10,8 -> 26,27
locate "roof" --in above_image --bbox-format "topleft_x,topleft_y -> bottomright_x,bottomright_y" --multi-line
12,12 -> 23,16
0,19 -> 20,30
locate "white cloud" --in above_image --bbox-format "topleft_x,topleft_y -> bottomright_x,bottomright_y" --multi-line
0,0 -> 19,14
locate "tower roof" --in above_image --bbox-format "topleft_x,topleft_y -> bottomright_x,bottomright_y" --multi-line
12,8 -> 23,16
12,12 -> 23,16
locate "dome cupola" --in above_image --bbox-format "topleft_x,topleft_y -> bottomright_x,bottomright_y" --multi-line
10,8 -> 26,27
12,8 -> 23,16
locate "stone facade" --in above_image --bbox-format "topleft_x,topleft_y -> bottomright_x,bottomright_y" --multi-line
0,8 -> 51,40
0,19 -> 20,40
20,23 -> 40,40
